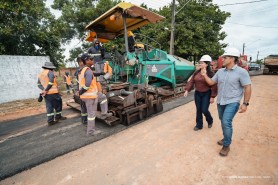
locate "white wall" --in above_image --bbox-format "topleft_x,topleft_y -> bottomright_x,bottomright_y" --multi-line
0,55 -> 50,104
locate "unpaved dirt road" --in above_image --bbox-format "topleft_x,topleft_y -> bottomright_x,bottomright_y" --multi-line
1,75 -> 278,185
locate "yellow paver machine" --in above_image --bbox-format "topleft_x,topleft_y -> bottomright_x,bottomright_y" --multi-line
67,2 -> 195,126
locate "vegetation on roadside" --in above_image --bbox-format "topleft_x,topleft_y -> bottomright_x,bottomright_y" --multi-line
1,0 -> 230,67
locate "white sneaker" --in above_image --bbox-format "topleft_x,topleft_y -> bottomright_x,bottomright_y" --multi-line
87,130 -> 102,136
100,112 -> 113,119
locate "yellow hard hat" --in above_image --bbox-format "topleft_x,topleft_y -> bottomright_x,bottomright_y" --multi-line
128,31 -> 134,37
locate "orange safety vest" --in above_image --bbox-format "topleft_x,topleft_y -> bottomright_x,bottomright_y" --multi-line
64,75 -> 72,85
96,82 -> 102,92
79,67 -> 98,99
104,61 -> 113,76
38,69 -> 58,94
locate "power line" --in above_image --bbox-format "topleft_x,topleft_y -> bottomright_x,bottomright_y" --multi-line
227,22 -> 278,29
219,0 -> 268,6
231,4 -> 278,17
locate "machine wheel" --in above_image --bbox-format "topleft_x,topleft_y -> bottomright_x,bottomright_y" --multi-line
154,97 -> 163,113
146,94 -> 155,117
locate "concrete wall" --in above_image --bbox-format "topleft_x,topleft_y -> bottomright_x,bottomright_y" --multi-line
0,55 -> 50,104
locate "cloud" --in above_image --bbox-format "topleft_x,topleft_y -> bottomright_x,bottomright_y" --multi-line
128,0 -> 278,59
213,0 -> 278,59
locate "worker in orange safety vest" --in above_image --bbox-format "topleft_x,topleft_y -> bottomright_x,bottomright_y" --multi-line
37,62 -> 67,126
64,71 -> 74,94
75,57 -> 88,125
77,53 -> 100,136
103,61 -> 113,80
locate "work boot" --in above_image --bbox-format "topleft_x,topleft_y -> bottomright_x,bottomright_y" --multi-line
48,120 -> 59,126
100,112 -> 113,119
56,116 -> 67,121
219,146 -> 230,156
217,139 -> 224,146
193,126 -> 202,131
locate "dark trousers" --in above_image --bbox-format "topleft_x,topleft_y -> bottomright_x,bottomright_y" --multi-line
66,84 -> 74,94
194,90 -> 213,128
66,84 -> 70,94
44,93 -> 63,123
80,99 -> 88,124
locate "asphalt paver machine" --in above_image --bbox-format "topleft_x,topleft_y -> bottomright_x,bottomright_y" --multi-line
67,2 -> 195,126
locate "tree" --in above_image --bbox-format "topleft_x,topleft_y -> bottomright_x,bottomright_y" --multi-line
139,0 -> 230,61
0,0 -> 64,67
52,0 -> 120,61
52,0 -> 230,62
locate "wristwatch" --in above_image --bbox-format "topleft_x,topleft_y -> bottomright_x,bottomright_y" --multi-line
243,102 -> 249,106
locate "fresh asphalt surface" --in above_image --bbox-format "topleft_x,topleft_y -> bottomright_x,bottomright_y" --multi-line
0,70 -> 263,181
0,93 -> 194,180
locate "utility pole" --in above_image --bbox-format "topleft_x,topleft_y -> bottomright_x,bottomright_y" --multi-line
169,0 -> 191,55
169,0 -> 176,55
243,39 -> 260,56
256,50 -> 259,61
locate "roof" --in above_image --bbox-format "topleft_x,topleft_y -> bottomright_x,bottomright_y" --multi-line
268,55 -> 278,58
85,2 -> 165,41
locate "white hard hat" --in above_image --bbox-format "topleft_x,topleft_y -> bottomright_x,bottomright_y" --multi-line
223,47 -> 240,57
199,55 -> 212,62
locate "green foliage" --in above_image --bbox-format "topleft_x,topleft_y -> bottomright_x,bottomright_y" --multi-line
52,0 -> 120,61
256,59 -> 263,64
0,0 -> 230,67
0,0 -> 64,67
52,0 -> 229,62
139,0 -> 230,61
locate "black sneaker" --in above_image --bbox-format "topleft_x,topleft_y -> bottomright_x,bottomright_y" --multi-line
48,120 -> 58,126
56,116 -> 67,121
208,124 -> 213,128
193,126 -> 202,131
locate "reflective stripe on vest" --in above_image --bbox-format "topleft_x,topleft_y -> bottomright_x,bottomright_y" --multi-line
64,75 -> 72,85
79,67 -> 98,99
39,69 -> 58,94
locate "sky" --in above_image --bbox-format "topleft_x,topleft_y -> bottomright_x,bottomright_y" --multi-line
46,0 -> 278,61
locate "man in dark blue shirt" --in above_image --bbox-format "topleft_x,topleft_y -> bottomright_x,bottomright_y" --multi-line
88,39 -> 105,74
